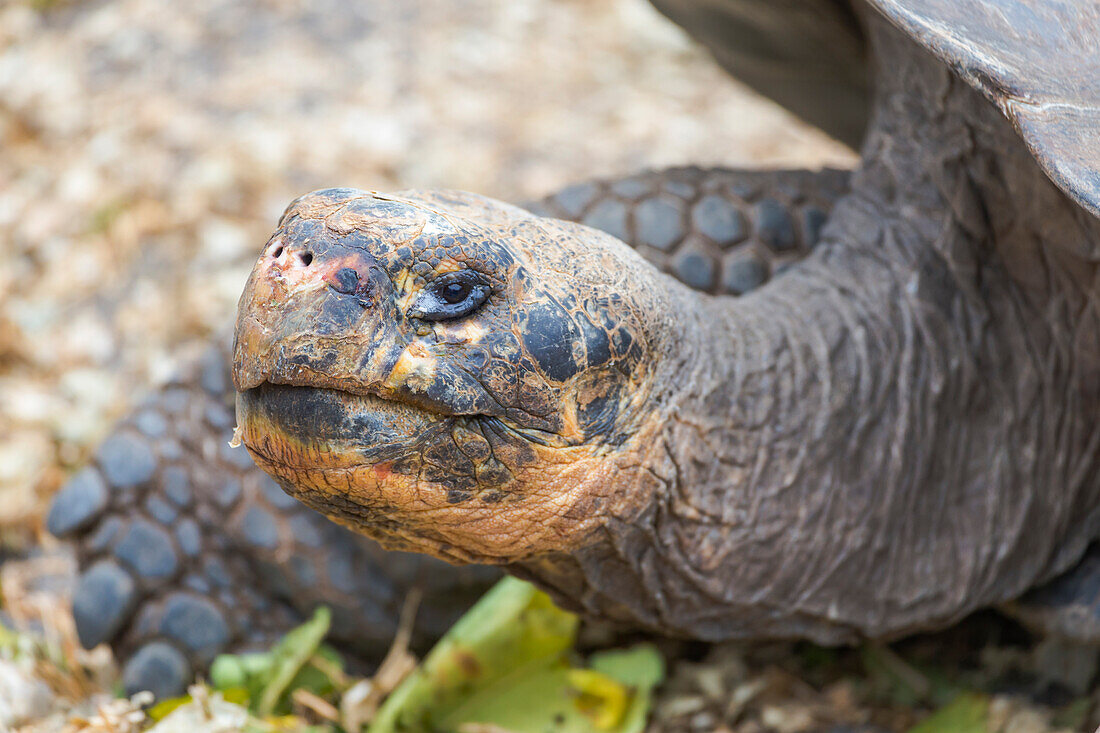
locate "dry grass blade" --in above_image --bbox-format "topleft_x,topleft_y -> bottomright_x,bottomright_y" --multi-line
0,554 -> 110,701
292,688 -> 340,723
340,587 -> 422,732
59,692 -> 153,733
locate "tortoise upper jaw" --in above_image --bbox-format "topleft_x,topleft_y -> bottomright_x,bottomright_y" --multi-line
234,286 -> 513,420
235,382 -> 448,463
232,227 -> 402,394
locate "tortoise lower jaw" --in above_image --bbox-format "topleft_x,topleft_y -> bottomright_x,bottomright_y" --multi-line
234,382 -> 617,563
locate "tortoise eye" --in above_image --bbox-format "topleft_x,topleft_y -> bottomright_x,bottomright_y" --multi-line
440,280 -> 471,304
411,270 -> 490,321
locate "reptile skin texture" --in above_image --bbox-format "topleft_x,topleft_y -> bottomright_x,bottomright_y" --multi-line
51,158 -> 1100,698
49,166 -> 851,698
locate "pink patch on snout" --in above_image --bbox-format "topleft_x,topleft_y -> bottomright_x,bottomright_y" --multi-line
259,238 -> 372,296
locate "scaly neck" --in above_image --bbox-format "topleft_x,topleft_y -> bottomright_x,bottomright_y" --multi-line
517,10 -> 1100,643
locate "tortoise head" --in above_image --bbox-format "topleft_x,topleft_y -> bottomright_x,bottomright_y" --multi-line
233,188 -> 683,562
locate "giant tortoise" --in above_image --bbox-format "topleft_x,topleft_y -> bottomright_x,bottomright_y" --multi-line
49,0 -> 1100,703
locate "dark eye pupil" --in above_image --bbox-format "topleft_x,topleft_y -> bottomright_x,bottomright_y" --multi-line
441,281 -> 470,304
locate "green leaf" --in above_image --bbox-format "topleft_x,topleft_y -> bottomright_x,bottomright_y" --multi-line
906,692 -> 990,733
370,577 -> 577,732
588,645 -> 665,733
256,606 -> 333,716
211,606 -> 336,716
368,578 -> 663,733
429,645 -> 662,733
147,694 -> 193,721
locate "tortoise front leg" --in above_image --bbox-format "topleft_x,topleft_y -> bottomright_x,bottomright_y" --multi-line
47,340 -> 498,699
1003,544 -> 1100,644
49,165 -> 851,699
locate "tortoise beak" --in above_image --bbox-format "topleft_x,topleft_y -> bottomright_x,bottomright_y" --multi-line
232,232 -> 403,396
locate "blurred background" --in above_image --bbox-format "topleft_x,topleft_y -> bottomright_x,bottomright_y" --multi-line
0,0 -> 855,547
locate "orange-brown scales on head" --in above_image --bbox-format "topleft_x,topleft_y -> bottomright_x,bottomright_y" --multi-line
233,188 -> 693,564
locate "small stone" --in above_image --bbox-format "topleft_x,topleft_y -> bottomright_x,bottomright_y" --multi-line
1033,637 -> 1099,696
634,195 -> 685,252
240,505 -> 279,549
122,642 -> 191,700
723,179 -> 758,199
95,432 -> 157,488
159,593 -> 230,662
583,198 -> 629,242
201,218 -> 251,260
671,250 -> 717,291
46,466 -> 108,536
72,561 -> 136,647
114,519 -> 179,579
692,195 -> 746,246
689,711 -> 716,731
755,198 -> 797,251
761,703 -> 814,733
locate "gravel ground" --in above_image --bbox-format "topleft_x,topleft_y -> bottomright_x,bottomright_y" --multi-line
0,0 -> 1091,731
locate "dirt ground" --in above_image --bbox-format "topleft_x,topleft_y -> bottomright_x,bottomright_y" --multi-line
0,0 -> 1094,730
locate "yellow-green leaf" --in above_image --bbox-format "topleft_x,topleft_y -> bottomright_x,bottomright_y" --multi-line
369,578 -> 663,733
370,577 -> 578,732
211,607 -> 337,716
907,692 -> 990,733
147,694 -> 193,722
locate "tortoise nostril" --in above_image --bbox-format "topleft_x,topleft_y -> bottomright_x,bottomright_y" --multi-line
300,252 -> 313,266
272,246 -> 284,258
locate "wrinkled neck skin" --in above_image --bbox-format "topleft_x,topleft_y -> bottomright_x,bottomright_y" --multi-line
515,13 -> 1100,642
